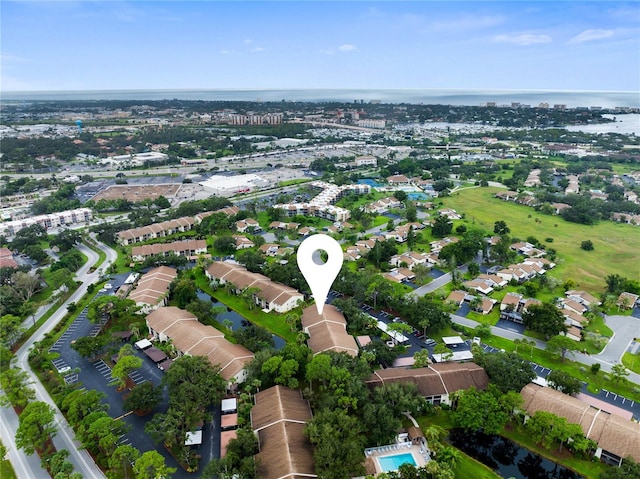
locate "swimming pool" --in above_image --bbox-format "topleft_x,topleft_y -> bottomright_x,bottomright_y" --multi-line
377,453 -> 417,472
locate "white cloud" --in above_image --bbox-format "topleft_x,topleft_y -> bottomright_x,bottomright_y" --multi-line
337,44 -> 358,52
250,47 -> 266,53
219,50 -> 232,55
568,29 -> 614,44
0,53 -> 30,65
493,33 -> 552,46
320,44 -> 358,55
244,39 -> 252,44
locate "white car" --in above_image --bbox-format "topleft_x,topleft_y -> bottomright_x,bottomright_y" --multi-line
104,283 -> 113,290
472,337 -> 481,345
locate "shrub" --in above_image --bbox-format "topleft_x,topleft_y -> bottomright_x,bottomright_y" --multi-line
581,240 -> 594,251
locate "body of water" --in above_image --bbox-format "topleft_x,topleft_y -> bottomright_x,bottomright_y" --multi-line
449,429 -> 584,479
2,88 -> 638,109
564,113 -> 640,135
196,290 -> 285,350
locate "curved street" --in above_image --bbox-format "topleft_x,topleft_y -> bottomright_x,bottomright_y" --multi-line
2,238 -> 116,479
449,313 -> 640,384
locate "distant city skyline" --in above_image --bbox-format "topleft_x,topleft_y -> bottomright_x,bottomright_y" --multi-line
2,1 -> 639,93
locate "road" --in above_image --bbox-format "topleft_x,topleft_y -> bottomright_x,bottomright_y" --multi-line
2,238 -> 117,479
448,313 -> 640,385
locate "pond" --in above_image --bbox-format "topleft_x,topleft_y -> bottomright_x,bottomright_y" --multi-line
196,290 -> 286,350
449,429 -> 584,479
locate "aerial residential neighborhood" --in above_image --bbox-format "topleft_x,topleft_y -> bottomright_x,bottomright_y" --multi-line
1,97 -> 639,479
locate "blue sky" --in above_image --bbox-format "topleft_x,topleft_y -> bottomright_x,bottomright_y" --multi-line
2,1 -> 639,92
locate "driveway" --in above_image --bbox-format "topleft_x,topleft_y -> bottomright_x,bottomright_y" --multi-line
595,315 -> 640,366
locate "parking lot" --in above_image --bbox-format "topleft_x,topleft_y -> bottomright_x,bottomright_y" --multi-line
46,273 -> 218,477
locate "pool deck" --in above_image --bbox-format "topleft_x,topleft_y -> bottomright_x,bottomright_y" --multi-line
364,442 -> 430,475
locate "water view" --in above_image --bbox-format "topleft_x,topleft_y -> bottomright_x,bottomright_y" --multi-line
449,429 -> 583,479
196,290 -> 286,350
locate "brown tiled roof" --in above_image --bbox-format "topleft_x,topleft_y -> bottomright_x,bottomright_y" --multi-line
307,321 -> 359,357
0,248 -> 18,269
301,304 -> 346,329
117,216 -> 195,243
146,305 -> 197,331
251,386 -> 316,479
366,363 -> 489,397
521,384 -> 640,462
447,290 -> 466,304
131,239 -> 206,258
301,305 -> 358,356
129,268 -> 177,306
255,422 -> 317,479
251,385 -> 313,432
146,306 -> 253,381
207,261 -> 302,308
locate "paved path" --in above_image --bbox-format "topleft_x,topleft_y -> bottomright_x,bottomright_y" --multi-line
595,315 -> 640,365
411,272 -> 453,296
3,239 -> 117,479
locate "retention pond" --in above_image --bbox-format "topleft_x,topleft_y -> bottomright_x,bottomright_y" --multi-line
196,290 -> 286,350
449,429 -> 584,479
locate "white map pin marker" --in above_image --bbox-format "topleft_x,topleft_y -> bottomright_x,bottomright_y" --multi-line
297,234 -> 343,315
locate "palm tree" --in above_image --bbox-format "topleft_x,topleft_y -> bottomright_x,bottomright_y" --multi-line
437,446 -> 462,469
222,319 -> 234,331
513,338 -> 522,353
285,313 -> 300,332
240,287 -> 261,310
129,323 -> 140,341
423,424 -> 446,449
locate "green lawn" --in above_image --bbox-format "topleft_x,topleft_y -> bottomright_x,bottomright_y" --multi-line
278,178 -> 312,187
622,351 -> 640,375
442,187 -> 640,294
502,424 -> 608,479
454,454 -> 501,479
0,459 -> 16,479
481,335 -> 640,401
193,269 -> 297,343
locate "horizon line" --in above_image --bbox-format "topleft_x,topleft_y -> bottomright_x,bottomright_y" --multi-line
2,87 -> 638,94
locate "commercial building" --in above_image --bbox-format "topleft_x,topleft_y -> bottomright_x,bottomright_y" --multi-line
199,174 -> 270,197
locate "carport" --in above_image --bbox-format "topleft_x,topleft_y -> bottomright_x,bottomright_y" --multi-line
143,347 -> 168,364
442,336 -> 465,347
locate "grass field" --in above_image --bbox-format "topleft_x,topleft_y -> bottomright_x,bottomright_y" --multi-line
0,459 -> 16,479
442,187 -> 640,294
622,351 -> 640,374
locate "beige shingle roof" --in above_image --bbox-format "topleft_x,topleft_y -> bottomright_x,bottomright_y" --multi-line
521,384 -> 640,462
366,363 -> 489,397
